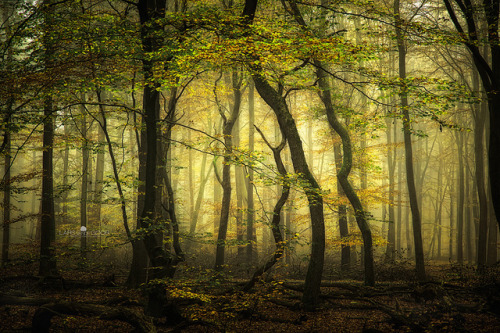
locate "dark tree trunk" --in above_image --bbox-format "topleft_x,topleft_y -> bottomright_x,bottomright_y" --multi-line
80,106 -> 89,257
242,127 -> 289,291
455,131 -> 465,264
474,99 -> 488,266
395,0 -> 426,281
443,0 -> 500,234
385,118 -> 396,262
315,60 -> 374,286
135,0 -> 171,317
242,1 -> 325,308
2,125 -> 10,265
39,96 -> 57,277
251,73 -> 325,309
39,0 -> 57,276
215,71 -> 242,271
333,143 -> 350,271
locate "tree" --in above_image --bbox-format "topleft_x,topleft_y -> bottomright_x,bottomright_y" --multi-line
443,0 -> 500,235
39,0 -> 58,278
394,0 -> 426,281
214,71 -> 242,271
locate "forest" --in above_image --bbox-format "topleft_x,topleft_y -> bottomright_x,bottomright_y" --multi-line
1,0 -> 500,332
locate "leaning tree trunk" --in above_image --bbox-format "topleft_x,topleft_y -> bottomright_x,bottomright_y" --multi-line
242,1 -> 325,309
314,60 -> 375,286
242,126 -> 289,291
442,0 -> 500,233
251,74 -> 326,309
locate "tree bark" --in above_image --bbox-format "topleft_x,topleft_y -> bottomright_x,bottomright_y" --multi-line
250,73 -> 326,309
242,126 -> 289,291
395,0 -> 426,281
455,131 -> 465,264
333,143 -> 350,271
39,0 -> 57,277
2,119 -> 10,265
443,0 -> 500,233
215,71 -> 242,271
80,105 -> 89,257
246,80 -> 256,264
315,60 -> 374,286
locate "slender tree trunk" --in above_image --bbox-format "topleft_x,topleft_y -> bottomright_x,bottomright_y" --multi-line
187,144 -> 212,247
246,80 -> 255,264
475,99 -> 488,266
455,131 -> 465,264
315,61 -> 374,286
80,107 -> 89,257
334,143 -> 350,271
1,0 -> 14,266
465,139 -> 472,263
450,176 -> 455,261
39,0 -> 57,277
251,73 -> 326,308
215,72 -> 242,271
233,114 -> 246,261
39,97 -> 57,277
242,127 -> 289,291
385,119 -> 396,262
395,0 -> 425,281
93,109 -> 105,226
62,112 -> 70,226
2,128 -> 11,265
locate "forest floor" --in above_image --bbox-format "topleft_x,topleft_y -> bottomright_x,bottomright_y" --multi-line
1,251 -> 500,332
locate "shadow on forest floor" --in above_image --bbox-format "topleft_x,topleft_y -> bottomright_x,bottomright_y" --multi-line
1,250 -> 499,332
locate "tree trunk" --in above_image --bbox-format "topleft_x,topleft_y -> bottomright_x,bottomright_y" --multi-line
39,96 -> 57,277
333,143 -> 350,271
385,118 -> 396,262
80,105 -> 89,257
443,0 -> 500,232
39,0 -> 57,276
314,60 -> 374,286
395,0 -> 425,281
233,113 -> 246,261
215,71 -> 242,271
251,73 -> 326,309
93,108 -> 105,226
475,99 -> 488,266
135,0 -> 171,317
455,131 -> 465,264
242,127 -> 289,291
246,80 -> 256,264
2,125 -> 10,265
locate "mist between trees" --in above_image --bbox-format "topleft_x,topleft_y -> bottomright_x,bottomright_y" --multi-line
1,0 -> 499,313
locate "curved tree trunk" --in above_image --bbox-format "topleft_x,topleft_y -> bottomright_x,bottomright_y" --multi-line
314,60 -> 375,286
215,71 -> 242,271
251,74 -> 325,309
242,127 -> 289,291
241,0 -> 325,309
333,143 -> 350,271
